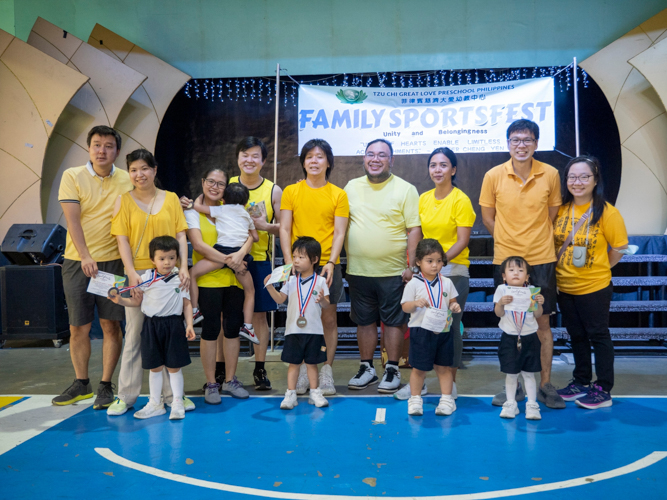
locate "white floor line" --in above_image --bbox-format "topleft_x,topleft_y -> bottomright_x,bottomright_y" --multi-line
95,448 -> 667,500
4,394 -> 667,399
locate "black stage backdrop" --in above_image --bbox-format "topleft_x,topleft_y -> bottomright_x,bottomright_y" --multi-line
156,67 -> 620,235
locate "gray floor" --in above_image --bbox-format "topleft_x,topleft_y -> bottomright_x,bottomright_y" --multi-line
1,338 -> 665,397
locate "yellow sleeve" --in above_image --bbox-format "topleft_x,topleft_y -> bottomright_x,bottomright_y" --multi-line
478,171 -> 496,207
280,184 -> 295,211
403,185 -> 421,228
603,205 -> 629,248
169,192 -> 189,233
547,169 -> 562,207
334,189 -> 350,218
110,195 -> 130,237
453,192 -> 476,227
58,169 -> 80,203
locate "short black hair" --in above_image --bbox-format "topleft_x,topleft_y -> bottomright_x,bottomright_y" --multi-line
201,167 -> 228,182
223,182 -> 249,206
365,138 -> 393,157
149,235 -> 179,260
506,119 -> 540,141
87,125 -> 121,150
499,255 -> 531,277
300,139 -> 334,179
236,136 -> 268,161
292,236 -> 321,265
416,238 -> 447,266
126,149 -> 157,169
427,147 -> 458,183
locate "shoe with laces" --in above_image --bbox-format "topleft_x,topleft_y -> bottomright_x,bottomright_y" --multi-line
308,388 -> 329,407
492,382 -> 525,407
253,368 -> 272,391
575,383 -> 612,409
280,389 -> 298,410
239,325 -> 260,345
192,308 -> 204,325
435,395 -> 456,416
378,366 -> 401,394
525,402 -> 542,420
107,397 -> 131,416
134,401 -> 166,419
393,382 -> 427,401
205,383 -> 221,405
537,382 -> 567,409
500,401 -> 519,419
165,396 -> 195,412
557,381 -> 590,401
348,362 -> 379,390
93,382 -> 115,410
222,376 -> 249,399
408,395 -> 423,416
319,364 -> 336,395
296,364 -> 310,395
169,400 -> 185,420
52,379 -> 93,406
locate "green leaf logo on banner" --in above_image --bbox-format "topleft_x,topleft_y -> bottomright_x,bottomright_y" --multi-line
335,89 -> 368,104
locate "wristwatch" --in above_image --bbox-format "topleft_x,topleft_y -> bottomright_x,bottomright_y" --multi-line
410,266 -> 419,273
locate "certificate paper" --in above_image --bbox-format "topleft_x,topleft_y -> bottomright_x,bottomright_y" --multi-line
264,264 -> 293,287
503,286 -> 541,312
87,271 -> 126,297
422,307 -> 453,333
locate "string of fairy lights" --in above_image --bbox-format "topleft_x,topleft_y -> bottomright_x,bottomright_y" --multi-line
182,64 -> 588,105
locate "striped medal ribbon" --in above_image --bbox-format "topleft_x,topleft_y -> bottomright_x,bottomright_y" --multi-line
107,269 -> 176,298
421,273 -> 443,309
296,273 -> 317,328
510,310 -> 527,351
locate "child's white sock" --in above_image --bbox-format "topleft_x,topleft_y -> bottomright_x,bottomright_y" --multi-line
505,373 -> 519,404
244,323 -> 253,331
169,369 -> 185,401
521,371 -> 537,404
149,370 -> 163,405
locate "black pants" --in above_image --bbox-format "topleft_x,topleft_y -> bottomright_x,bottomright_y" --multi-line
558,283 -> 614,392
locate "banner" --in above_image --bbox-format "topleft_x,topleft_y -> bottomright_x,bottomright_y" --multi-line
298,78 -> 555,155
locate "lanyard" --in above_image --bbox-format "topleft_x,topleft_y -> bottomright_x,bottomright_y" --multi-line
116,269 -> 175,294
296,274 -> 317,317
571,203 -> 591,249
421,274 -> 443,309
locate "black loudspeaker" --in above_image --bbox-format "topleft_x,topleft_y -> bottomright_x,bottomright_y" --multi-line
1,224 -> 66,265
0,265 -> 69,343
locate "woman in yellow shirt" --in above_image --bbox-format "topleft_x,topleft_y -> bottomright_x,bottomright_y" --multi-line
107,149 -> 190,416
554,156 -> 628,410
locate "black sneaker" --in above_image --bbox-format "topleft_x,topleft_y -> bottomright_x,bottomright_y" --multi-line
254,368 -> 272,391
93,382 -> 115,410
52,379 -> 93,406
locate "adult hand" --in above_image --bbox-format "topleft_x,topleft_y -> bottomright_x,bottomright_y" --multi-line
401,268 -> 414,283
251,214 -> 271,231
227,250 -> 246,273
179,267 -> 190,291
179,196 -> 194,210
81,256 -> 98,278
128,271 -> 143,300
320,262 -> 334,287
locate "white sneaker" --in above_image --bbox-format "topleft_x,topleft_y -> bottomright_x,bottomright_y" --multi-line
319,364 -> 336,396
525,402 -> 542,420
452,382 -> 458,400
393,382 -> 427,400
407,395 -> 423,416
348,362 -> 378,390
308,388 -> 329,407
280,389 -> 298,410
377,365 -> 401,394
500,401 -> 519,419
169,401 -> 185,420
166,396 -> 196,412
192,308 -> 204,325
134,401 -> 166,419
296,364 -> 309,395
435,395 -> 456,416
107,397 -> 129,416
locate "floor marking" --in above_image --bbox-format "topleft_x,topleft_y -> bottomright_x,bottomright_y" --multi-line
95,448 -> 667,499
0,396 -> 27,411
373,407 -> 386,425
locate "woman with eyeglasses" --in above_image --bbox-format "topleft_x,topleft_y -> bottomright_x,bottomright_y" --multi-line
553,155 -> 628,410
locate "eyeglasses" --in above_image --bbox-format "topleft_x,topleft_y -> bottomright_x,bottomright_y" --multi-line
204,178 -> 227,188
566,174 -> 594,183
508,138 -> 536,146
365,152 -> 390,160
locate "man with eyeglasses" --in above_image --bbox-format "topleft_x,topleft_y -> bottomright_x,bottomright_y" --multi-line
479,119 -> 566,410
344,139 -> 422,393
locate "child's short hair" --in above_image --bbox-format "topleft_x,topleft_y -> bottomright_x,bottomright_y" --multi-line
223,182 -> 249,206
500,256 -> 531,275
292,236 -> 321,265
416,238 -> 447,266
149,235 -> 179,259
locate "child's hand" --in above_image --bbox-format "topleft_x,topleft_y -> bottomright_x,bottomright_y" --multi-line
498,295 -> 513,305
264,274 -> 273,286
186,326 -> 195,341
108,293 -> 121,305
415,298 -> 430,309
534,294 -> 545,305
450,302 -> 461,314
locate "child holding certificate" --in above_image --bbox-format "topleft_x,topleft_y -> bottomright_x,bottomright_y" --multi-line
401,239 -> 461,416
494,256 -> 545,420
265,237 -> 330,410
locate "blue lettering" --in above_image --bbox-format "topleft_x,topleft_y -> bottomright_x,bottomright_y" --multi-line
536,101 -> 552,121
312,109 -> 329,129
521,103 -> 534,121
505,103 -> 520,123
353,109 -> 360,128
475,106 -> 488,126
459,106 -> 474,125
441,108 -> 457,127
361,110 -> 373,129
419,108 -> 439,128
299,110 -> 314,129
490,105 -> 504,125
389,109 -> 402,128
371,109 -> 385,127
403,108 -> 419,128
331,109 -> 351,129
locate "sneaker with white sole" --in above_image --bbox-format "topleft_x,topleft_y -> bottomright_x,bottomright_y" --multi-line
499,400 -> 519,419
319,364 -> 336,396
165,396 -> 196,412
435,395 -> 456,416
557,381 -> 589,401
296,364 -> 309,395
205,383 -> 221,405
221,376 -> 249,399
192,308 -> 204,325
169,401 -> 185,420
280,389 -> 298,410
575,383 -> 613,409
107,397 -> 130,416
377,366 -> 401,394
393,382 -> 427,400
525,402 -> 541,420
452,382 -> 458,400
239,325 -> 260,345
408,395 -> 423,416
308,388 -> 329,407
348,362 -> 378,390
134,401 -> 166,419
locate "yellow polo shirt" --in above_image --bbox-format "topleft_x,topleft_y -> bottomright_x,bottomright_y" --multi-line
419,188 -> 476,267
58,163 -> 132,262
479,159 -> 561,265
230,176 -> 275,262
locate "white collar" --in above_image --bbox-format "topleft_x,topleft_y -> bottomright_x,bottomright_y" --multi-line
86,161 -> 116,178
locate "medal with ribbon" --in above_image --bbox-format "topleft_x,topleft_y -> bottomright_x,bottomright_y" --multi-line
296,273 -> 317,328
422,273 -> 442,309
420,274 -> 452,334
108,269 -> 176,298
509,310 -> 527,351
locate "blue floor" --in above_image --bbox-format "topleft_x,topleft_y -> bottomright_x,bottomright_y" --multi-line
2,396 -> 667,499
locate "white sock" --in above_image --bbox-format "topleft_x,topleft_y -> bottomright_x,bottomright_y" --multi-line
244,323 -> 253,330
521,371 -> 537,404
169,369 -> 185,402
505,373 -> 519,404
149,370 -> 163,406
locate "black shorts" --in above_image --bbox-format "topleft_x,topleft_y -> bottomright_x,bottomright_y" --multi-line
316,264 -> 344,304
62,258 -> 125,326
409,326 -> 454,371
347,274 -> 409,327
247,260 -> 277,312
493,262 -> 557,315
498,332 -> 541,374
140,315 -> 191,370
213,244 -> 254,271
281,334 -> 327,365
198,286 -> 245,340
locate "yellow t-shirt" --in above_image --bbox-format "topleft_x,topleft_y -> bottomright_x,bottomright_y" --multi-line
184,209 -> 242,289
280,180 -> 349,264
110,191 -> 189,270
344,174 -> 421,277
554,202 -> 628,295
419,188 -> 476,267
479,159 -> 562,265
58,164 -> 132,262
230,176 -> 275,262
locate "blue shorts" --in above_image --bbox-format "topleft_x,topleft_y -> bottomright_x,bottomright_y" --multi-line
408,326 -> 454,371
247,260 -> 277,312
